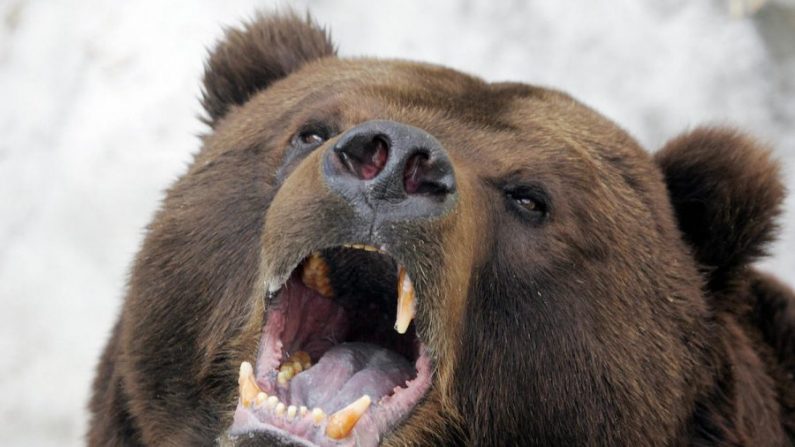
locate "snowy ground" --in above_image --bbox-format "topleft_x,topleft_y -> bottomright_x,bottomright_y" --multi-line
1,0 -> 793,445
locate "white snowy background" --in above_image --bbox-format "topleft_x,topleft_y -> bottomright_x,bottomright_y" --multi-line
1,0 -> 793,445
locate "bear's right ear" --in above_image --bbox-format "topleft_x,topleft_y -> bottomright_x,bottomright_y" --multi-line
654,128 -> 785,290
201,12 -> 335,126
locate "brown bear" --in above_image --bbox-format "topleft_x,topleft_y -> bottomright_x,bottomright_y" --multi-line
88,13 -> 795,447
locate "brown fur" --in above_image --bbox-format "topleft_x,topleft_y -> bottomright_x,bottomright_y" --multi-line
89,13 -> 795,446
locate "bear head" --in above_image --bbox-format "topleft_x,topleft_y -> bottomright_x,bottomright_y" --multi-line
89,13 -> 789,447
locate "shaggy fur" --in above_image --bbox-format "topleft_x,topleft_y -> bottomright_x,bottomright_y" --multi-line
201,13 -> 335,126
88,13 -> 795,446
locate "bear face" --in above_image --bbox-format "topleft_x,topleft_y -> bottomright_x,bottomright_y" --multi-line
89,14 -> 795,447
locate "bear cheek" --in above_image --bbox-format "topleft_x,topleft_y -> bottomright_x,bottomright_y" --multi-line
427,169 -> 493,401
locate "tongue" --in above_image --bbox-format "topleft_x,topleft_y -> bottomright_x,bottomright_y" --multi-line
288,342 -> 415,414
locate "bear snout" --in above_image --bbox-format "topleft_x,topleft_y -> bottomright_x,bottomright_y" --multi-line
323,119 -> 458,223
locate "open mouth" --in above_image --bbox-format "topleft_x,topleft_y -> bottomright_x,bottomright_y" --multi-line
228,245 -> 433,446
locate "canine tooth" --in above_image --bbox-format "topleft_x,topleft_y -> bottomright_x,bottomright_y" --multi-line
302,253 -> 334,298
275,402 -> 286,416
255,392 -> 268,406
394,266 -> 416,334
238,361 -> 261,408
363,245 -> 378,252
325,395 -> 371,440
300,406 -> 308,416
266,396 -> 279,409
312,408 -> 326,425
287,405 -> 297,419
239,361 -> 253,378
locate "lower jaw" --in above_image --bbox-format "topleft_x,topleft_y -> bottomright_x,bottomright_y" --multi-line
227,349 -> 432,447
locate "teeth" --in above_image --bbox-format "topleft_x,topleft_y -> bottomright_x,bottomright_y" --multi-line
302,253 -> 334,298
352,243 -> 377,251
290,351 -> 312,370
237,366 -> 324,424
312,408 -> 326,426
238,362 -> 262,408
277,351 -> 313,386
325,395 -> 371,440
343,243 -> 384,253
277,370 -> 292,386
280,363 -> 295,377
394,266 -> 416,334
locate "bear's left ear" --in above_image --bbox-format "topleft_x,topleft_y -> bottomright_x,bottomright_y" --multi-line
201,12 -> 335,126
654,128 -> 785,289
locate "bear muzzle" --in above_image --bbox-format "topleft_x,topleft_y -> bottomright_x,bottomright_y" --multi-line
323,120 -> 458,224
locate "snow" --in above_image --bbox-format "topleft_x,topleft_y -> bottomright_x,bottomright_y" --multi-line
0,0 -> 792,444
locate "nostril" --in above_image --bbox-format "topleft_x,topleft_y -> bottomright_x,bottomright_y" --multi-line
403,152 -> 428,194
337,135 -> 389,181
325,121 -> 458,217
364,136 -> 389,180
404,152 -> 455,196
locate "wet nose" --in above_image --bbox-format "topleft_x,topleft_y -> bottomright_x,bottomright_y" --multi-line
323,120 -> 457,220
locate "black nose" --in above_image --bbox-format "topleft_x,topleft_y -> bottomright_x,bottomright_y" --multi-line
323,120 -> 457,220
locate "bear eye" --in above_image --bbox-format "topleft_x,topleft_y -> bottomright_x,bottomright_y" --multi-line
279,126 -> 335,182
294,130 -> 326,146
298,132 -> 326,144
513,196 -> 539,211
504,185 -> 549,222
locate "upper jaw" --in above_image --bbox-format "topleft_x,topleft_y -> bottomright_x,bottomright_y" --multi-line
259,206 -> 446,298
